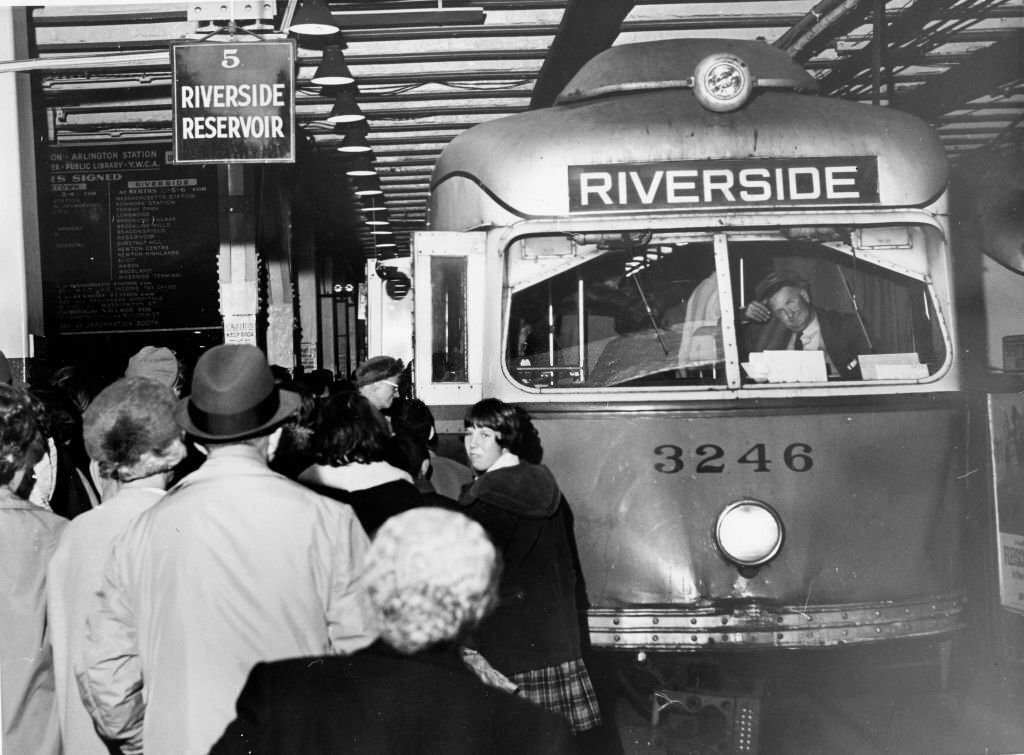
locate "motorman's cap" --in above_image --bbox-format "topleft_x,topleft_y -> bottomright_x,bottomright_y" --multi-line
754,270 -> 810,302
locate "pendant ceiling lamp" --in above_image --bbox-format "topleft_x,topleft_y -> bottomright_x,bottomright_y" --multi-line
353,175 -> 383,197
336,128 -> 371,153
284,0 -> 340,36
344,156 -> 377,178
326,88 -> 365,124
312,45 -> 354,86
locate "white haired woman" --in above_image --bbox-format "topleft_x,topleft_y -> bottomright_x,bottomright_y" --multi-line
210,507 -> 576,754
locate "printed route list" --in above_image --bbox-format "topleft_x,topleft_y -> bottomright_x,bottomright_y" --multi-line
43,145 -> 220,334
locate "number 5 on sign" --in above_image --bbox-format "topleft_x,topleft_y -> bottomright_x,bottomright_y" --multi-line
221,49 -> 240,69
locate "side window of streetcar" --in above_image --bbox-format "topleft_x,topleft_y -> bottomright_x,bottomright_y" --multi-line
431,256 -> 468,382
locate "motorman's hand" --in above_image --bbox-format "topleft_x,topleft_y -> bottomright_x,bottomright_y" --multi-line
744,300 -> 772,323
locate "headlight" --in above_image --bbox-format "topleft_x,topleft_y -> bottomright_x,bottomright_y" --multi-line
714,499 -> 784,567
693,53 -> 753,112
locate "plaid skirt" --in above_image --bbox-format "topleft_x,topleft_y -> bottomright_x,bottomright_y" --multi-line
510,657 -> 603,733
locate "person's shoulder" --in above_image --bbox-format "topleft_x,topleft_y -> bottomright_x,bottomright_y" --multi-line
0,500 -> 67,548
464,463 -> 562,518
250,646 -> 399,690
430,452 -> 473,476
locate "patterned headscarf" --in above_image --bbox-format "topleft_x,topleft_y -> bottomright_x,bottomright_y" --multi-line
364,507 -> 499,654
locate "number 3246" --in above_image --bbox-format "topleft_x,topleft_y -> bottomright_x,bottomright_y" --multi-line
653,443 -> 813,474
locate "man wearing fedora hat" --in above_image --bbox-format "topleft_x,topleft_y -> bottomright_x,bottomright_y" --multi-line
742,270 -> 872,380
78,344 -> 376,755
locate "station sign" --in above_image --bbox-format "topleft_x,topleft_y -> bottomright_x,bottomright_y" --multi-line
568,156 -> 879,212
172,40 -> 296,164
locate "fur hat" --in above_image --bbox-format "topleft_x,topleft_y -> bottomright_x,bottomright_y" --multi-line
175,344 -> 300,442
83,377 -> 185,482
125,346 -> 180,388
754,270 -> 810,302
364,507 -> 499,654
354,355 -> 403,388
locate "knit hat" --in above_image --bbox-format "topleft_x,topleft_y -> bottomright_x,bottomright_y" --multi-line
354,355 -> 403,388
125,346 -> 180,389
83,377 -> 185,482
364,507 -> 499,654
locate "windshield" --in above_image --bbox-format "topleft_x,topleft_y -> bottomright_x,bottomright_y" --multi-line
505,228 -> 948,389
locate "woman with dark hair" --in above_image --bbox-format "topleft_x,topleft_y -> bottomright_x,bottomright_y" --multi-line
268,380 -> 319,480
298,391 -> 422,536
0,383 -> 66,755
458,398 -> 602,737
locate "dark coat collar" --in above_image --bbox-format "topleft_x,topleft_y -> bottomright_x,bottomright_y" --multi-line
459,462 -> 561,518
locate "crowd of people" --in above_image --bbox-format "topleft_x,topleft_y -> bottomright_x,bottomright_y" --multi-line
0,343 -> 606,754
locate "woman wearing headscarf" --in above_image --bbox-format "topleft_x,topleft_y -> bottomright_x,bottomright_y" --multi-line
0,383 -> 66,755
298,391 -> 422,536
46,377 -> 187,755
459,398 -> 602,737
210,507 -> 575,754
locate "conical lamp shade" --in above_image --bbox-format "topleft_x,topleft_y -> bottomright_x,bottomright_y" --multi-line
326,88 -> 365,124
353,175 -> 382,197
312,45 -> 354,86
344,156 -> 377,178
337,129 -> 371,153
285,0 -> 339,36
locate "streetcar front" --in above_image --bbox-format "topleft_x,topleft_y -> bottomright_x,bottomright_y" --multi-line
401,39 -> 964,651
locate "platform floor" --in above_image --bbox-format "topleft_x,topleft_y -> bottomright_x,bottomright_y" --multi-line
582,641 -> 1024,755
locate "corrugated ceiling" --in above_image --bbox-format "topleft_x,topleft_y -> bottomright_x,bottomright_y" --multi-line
22,0 -> 1024,259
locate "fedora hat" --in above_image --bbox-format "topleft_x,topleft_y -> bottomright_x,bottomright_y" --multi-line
754,270 -> 809,302
175,344 -> 300,442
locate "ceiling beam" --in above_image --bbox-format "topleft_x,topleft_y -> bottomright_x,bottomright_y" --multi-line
814,0 -> 963,95
894,31 -> 1024,123
530,0 -> 635,109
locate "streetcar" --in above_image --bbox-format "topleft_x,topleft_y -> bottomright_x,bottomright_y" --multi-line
368,38 -> 965,658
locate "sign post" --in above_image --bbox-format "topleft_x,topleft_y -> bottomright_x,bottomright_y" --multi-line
171,40 -> 296,164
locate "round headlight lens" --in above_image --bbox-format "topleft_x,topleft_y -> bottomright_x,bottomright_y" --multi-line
693,53 -> 753,112
714,499 -> 784,567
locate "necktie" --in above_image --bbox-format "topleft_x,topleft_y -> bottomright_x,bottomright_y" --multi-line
793,333 -> 804,350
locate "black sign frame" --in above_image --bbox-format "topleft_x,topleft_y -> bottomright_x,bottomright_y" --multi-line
568,156 -> 880,213
172,39 -> 296,164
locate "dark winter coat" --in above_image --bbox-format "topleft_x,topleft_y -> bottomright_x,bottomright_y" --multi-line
457,462 -> 586,674
208,642 -> 576,755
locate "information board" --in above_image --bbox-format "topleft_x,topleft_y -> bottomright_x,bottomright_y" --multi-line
42,145 -> 220,335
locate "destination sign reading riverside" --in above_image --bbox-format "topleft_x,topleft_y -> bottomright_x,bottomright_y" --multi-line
568,157 -> 879,212
172,40 -> 296,164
